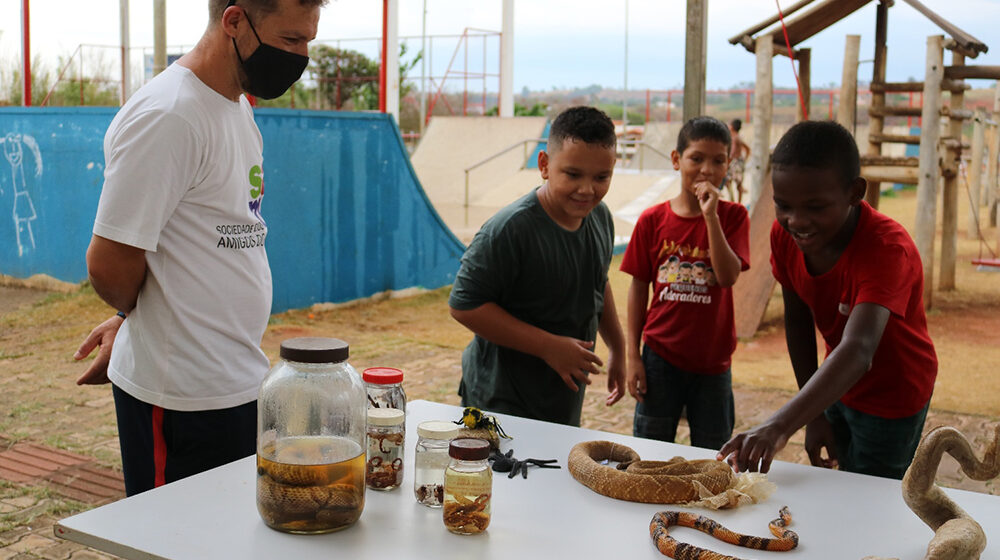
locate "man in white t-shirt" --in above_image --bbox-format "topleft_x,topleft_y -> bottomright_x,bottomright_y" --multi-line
73,0 -> 325,496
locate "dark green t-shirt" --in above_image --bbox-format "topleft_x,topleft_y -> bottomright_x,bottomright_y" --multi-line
448,188 -> 614,426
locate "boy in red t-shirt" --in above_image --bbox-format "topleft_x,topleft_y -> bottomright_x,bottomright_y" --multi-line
620,116 -> 750,449
718,120 -> 937,480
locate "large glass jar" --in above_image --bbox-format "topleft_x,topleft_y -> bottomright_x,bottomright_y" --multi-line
256,337 -> 366,534
443,438 -> 492,535
413,420 -> 459,507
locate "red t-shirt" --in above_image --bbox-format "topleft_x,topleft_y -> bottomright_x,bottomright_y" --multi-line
620,200 -> 750,374
770,202 -> 937,418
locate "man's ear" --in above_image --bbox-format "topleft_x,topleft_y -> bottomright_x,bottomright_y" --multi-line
538,150 -> 549,181
221,5 -> 243,38
849,176 -> 867,205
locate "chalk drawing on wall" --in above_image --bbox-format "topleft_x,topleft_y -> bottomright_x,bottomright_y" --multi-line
1,133 -> 42,257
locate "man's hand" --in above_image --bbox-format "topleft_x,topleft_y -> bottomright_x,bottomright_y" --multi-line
716,420 -> 790,474
73,314 -> 125,385
804,416 -> 839,469
541,337 -> 600,392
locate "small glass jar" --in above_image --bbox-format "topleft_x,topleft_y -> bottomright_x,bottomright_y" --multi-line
443,438 -> 492,535
366,408 -> 405,491
257,338 -> 366,534
413,421 -> 460,507
363,367 -> 407,412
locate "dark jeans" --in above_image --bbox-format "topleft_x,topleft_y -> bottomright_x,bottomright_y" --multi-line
632,346 -> 734,450
112,384 -> 257,496
825,399 -> 930,480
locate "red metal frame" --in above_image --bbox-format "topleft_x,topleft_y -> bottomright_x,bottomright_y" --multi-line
22,0 -> 31,106
425,28 -> 500,125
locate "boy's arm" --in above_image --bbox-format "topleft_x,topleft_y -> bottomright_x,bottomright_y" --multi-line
597,282 -> 626,406
694,182 -> 742,287
450,303 -> 600,392
718,293 -> 891,473
625,277 -> 649,402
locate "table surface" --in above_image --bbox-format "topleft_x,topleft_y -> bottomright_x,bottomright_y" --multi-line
55,400 -> 1000,560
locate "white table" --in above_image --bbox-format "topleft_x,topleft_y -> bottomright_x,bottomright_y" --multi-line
55,400 -> 1000,559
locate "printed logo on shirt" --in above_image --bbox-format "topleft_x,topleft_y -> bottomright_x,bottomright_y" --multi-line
654,238 -> 714,305
213,163 -> 267,251
248,164 -> 265,223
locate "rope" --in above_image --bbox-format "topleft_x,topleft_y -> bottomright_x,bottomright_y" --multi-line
959,160 -> 999,262
775,0 -> 808,121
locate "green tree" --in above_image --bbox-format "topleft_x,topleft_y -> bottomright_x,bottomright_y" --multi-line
309,43 -> 420,110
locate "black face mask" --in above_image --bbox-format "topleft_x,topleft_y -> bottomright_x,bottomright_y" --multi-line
230,3 -> 309,99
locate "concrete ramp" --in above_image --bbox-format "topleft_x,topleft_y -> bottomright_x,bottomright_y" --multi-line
412,116 -> 547,240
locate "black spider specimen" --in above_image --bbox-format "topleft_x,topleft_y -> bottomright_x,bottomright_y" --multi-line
488,449 -> 560,479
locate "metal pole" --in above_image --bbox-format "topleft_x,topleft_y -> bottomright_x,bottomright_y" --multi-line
419,0 -> 427,134
21,0 -> 31,106
499,0 -> 514,117
153,0 -> 166,76
622,0 -> 628,129
120,0 -> 130,104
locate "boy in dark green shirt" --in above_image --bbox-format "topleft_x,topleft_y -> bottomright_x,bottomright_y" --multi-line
448,106 -> 626,426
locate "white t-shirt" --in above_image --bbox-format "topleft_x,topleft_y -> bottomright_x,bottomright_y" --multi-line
95,64 -> 272,411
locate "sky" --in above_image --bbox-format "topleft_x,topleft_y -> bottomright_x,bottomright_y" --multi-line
1,0 -> 999,95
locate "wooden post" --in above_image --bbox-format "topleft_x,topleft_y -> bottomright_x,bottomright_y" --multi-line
989,81 -> 1000,228
838,35 -> 861,131
796,48 -> 811,122
968,108 -> 986,237
865,0 -> 890,209
683,0 -> 708,122
749,36 -> 773,212
940,50 -> 965,291
915,35 -> 944,309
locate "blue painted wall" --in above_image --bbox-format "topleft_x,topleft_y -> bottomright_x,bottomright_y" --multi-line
0,107 -> 465,313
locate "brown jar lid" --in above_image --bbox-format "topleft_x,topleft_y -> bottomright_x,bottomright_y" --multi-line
279,337 -> 349,364
448,438 -> 490,460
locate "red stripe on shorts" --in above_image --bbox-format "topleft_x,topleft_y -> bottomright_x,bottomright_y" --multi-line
152,406 -> 167,487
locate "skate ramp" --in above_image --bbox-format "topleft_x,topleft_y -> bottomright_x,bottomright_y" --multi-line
411,116 -> 547,239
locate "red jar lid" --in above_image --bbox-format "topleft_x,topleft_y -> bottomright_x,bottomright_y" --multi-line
363,367 -> 403,384
448,438 -> 490,461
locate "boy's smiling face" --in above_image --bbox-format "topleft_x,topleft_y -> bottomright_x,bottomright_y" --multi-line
537,138 -> 616,230
772,164 -> 866,257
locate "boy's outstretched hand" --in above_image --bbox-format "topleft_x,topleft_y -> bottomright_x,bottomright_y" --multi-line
716,421 -> 789,474
542,337 -> 600,392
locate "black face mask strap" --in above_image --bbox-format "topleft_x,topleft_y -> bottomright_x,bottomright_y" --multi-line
227,1 -> 265,65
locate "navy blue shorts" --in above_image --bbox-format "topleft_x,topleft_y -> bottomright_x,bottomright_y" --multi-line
112,384 -> 256,496
632,346 -> 734,450
825,399 -> 930,480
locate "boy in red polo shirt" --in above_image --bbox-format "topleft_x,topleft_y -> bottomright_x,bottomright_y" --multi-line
718,120 -> 937,479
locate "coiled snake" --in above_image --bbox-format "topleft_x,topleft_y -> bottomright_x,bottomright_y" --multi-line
568,440 -> 735,503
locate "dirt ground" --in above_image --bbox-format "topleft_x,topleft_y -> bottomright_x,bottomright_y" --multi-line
0,188 -> 998,557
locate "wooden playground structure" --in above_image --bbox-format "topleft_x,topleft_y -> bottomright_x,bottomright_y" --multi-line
726,0 -> 1000,337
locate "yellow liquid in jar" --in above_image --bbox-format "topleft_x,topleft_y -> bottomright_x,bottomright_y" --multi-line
257,436 -> 365,534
